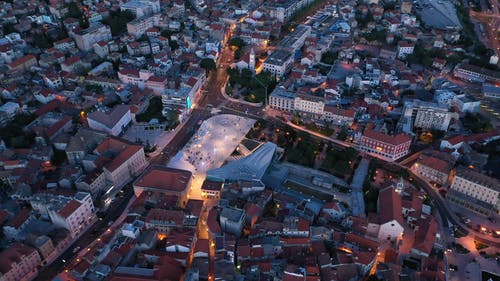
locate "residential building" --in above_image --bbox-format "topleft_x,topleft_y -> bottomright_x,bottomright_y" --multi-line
397,41 -> 415,59
269,87 -> 295,112
72,24 -> 112,51
453,64 -> 500,83
127,15 -> 159,38
8,54 -> 37,72
277,25 -> 311,52
400,100 -> 457,133
93,137 -> 147,190
411,217 -> 438,257
120,0 -> 160,17
265,0 -> 315,22
145,76 -> 168,94
294,93 -> 325,117
220,207 -> 246,236
447,166 -> 500,215
145,209 -> 184,233
0,243 -> 41,281
263,49 -> 294,78
201,179 -> 223,200
118,68 -> 153,89
26,235 -> 55,264
87,105 -> 132,136
47,192 -> 95,238
356,129 -> 411,162
411,154 -> 452,186
323,106 -> 355,125
483,83 -> 500,99
133,166 -> 192,205
452,94 -> 480,113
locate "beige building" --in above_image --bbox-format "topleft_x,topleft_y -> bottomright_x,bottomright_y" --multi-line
72,24 -> 112,51
447,167 -> 500,215
294,93 -> 325,117
269,88 -> 295,112
48,192 -> 95,238
0,243 -> 42,281
127,15 -> 159,38
411,153 -> 453,186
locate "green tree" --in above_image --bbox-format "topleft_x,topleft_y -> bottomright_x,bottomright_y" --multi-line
169,40 -> 179,51
101,10 -> 135,36
229,37 -> 245,49
321,51 -> 338,65
200,58 -> 216,76
64,2 -> 83,19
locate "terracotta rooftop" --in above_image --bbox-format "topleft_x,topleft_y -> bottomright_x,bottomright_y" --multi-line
58,199 -> 82,218
378,187 -> 404,225
134,165 -> 191,193
412,217 -> 438,255
363,129 -> 411,146
417,155 -> 452,174
94,137 -> 143,173
145,209 -> 184,226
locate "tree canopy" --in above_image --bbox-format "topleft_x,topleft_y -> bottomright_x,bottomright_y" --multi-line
200,58 -> 216,76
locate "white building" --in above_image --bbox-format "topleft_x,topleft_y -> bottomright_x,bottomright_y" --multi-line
118,68 -> 153,89
72,24 -> 112,51
452,94 -> 480,113
120,0 -> 160,17
397,41 -> 415,59
94,137 -> 148,189
483,83 -> 500,99
263,49 -> 294,78
220,207 -> 246,236
127,15 -> 159,38
48,192 -> 95,238
266,0 -> 315,22
87,105 -> 132,136
400,100 -> 457,133
0,243 -> 41,281
269,87 -> 295,111
294,94 -> 325,116
447,166 -> 500,215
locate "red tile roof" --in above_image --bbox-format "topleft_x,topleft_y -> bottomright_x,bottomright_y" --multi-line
0,243 -> 37,274
9,54 -> 36,68
58,199 -> 82,218
7,208 -> 31,228
94,137 -> 143,173
378,187 -> 404,225
363,129 -> 411,146
134,165 -> 191,193
145,209 -> 184,226
412,217 -> 438,255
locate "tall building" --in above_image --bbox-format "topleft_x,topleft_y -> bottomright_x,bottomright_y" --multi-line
120,0 -> 160,17
72,24 -> 112,51
0,243 -> 41,281
249,48 -> 255,72
263,49 -> 293,78
447,167 -> 500,216
265,0 -> 315,22
399,100 -> 457,134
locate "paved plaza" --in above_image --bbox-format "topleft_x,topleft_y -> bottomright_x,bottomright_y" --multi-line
167,114 -> 256,199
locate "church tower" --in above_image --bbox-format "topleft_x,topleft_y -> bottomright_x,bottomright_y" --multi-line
249,47 -> 255,72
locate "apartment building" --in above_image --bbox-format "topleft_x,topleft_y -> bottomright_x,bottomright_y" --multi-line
323,106 -> 356,125
72,24 -> 112,51
263,49 -> 294,78
93,137 -> 148,189
220,207 -> 246,236
48,192 -> 95,238
356,129 -> 411,161
120,0 -> 160,17
269,87 -> 295,111
8,54 -> 37,72
87,105 -> 132,136
277,25 -> 311,52
447,167 -> 500,215
397,41 -> 415,59
201,179 -> 223,200
400,100 -> 457,134
411,154 -> 453,186
127,15 -> 159,38
483,83 -> 500,99
453,63 -> 500,83
266,0 -> 315,22
118,68 -> 153,89
0,243 -> 41,281
294,93 -> 325,117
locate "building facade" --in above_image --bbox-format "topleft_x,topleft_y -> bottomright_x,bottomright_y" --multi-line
447,167 -> 500,215
72,24 -> 112,51
0,243 -> 41,281
356,129 -> 411,162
